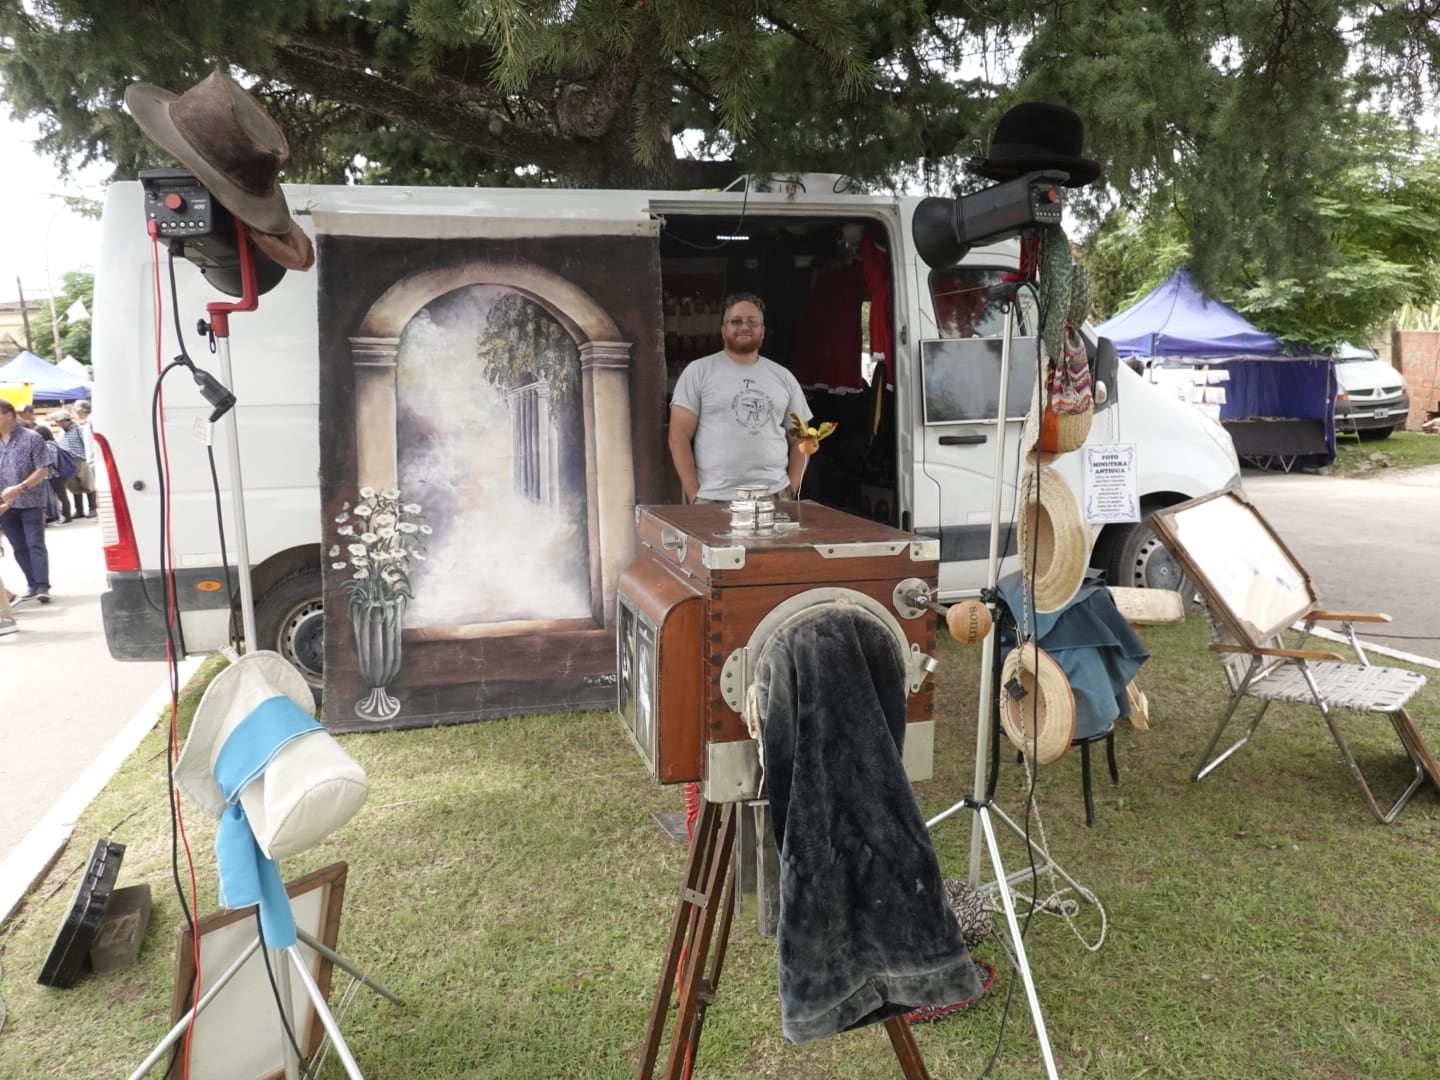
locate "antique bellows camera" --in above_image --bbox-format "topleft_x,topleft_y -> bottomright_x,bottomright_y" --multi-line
616,492 -> 942,802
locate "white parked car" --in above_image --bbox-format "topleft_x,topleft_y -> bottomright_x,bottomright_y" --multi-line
1333,342 -> 1409,440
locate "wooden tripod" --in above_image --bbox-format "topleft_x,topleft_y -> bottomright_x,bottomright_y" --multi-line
636,799 -> 932,1079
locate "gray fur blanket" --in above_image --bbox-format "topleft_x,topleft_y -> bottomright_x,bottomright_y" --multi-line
753,604 -> 983,1044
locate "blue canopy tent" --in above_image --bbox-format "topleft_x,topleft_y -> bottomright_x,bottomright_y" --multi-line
0,349 -> 91,404
1097,269 -> 1335,470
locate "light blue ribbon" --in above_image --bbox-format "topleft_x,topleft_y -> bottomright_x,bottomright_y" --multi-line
212,695 -> 322,948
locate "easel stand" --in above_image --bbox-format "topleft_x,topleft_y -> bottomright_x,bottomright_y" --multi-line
128,924 -> 401,1080
637,800 -> 932,1079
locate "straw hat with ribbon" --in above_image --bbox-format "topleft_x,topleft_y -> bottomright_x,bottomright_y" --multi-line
999,642 -> 1076,765
124,70 -> 314,271
1016,465 -> 1094,614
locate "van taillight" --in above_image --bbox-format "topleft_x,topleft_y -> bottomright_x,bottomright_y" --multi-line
94,431 -> 140,573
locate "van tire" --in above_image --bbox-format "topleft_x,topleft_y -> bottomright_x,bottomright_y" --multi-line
1357,426 -> 1394,440
1096,512 -> 1193,610
253,568 -> 325,704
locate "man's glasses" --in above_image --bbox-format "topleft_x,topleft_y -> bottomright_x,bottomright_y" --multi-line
725,317 -> 763,328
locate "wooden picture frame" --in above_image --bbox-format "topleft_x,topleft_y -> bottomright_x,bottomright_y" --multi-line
168,863 -> 348,1080
1148,487 -> 1322,647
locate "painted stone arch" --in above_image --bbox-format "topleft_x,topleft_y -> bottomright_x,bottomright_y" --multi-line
348,259 -> 637,627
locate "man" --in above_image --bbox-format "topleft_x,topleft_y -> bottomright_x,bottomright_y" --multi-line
668,293 -> 812,503
71,400 -> 98,517
51,410 -> 86,522
0,399 -> 53,603
18,403 -> 37,428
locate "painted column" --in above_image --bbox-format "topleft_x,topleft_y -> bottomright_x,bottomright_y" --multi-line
347,337 -> 399,491
579,340 -> 635,627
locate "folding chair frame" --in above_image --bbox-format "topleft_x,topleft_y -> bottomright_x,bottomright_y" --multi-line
1150,488 -> 1435,824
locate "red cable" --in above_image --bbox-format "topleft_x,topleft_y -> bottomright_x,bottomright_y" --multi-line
151,225 -> 203,1078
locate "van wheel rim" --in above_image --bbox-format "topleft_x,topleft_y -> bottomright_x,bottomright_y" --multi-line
280,599 -> 325,685
1132,535 -> 1183,591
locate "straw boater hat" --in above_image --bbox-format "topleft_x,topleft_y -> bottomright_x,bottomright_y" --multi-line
999,642 -> 1076,764
177,652 -> 367,860
1016,465 -> 1093,614
124,71 -> 314,272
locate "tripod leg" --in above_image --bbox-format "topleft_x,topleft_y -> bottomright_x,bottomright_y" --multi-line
683,846 -> 739,1068
287,944 -> 365,1080
663,803 -> 738,1080
274,947 -> 303,1080
295,927 -> 403,1004
128,936 -> 263,1080
977,807 -> 1060,1080
883,1016 -> 932,1080
638,800 -> 722,1079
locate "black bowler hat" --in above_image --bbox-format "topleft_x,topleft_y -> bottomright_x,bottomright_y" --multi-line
966,102 -> 1101,188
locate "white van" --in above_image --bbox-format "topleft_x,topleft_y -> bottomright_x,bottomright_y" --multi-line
91,177 -> 1240,691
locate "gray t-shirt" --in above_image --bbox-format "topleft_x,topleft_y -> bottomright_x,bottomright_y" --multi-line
672,352 -> 812,501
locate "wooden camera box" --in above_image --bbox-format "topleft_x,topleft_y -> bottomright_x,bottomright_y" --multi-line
616,502 -> 940,802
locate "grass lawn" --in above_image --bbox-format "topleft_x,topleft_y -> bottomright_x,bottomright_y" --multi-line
1,617 -> 1438,1079
1331,429 -> 1440,476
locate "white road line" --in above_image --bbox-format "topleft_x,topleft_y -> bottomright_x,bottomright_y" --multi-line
0,656 -> 203,924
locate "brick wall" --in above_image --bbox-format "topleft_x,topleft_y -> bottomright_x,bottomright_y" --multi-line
1392,330 -> 1440,430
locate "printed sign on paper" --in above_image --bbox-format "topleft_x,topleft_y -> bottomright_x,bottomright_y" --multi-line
1083,443 -> 1140,524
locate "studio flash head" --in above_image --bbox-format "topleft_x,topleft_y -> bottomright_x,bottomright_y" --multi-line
912,170 -> 1067,271
139,168 -> 288,298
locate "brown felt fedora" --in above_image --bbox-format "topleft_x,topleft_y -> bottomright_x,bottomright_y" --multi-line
125,70 -> 297,239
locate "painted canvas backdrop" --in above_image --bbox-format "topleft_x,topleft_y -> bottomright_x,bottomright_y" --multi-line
316,222 -> 666,732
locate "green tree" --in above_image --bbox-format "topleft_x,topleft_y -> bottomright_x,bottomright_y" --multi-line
1084,127 -> 1440,347
26,270 -> 94,365
475,292 -> 579,405
2,1 -> 1439,286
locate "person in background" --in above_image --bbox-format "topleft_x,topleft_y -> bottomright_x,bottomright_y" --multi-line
18,403 -> 37,429
0,399 -> 53,603
0,517 -> 16,636
668,293 -> 812,503
51,410 -> 86,523
33,423 -> 66,524
72,399 -> 98,518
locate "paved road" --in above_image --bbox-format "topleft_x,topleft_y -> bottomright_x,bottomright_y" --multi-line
0,516 -> 186,896
1242,464 -> 1440,663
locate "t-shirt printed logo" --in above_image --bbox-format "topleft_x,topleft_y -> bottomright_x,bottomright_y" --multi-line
731,380 -> 774,433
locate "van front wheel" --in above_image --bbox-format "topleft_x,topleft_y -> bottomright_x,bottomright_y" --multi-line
1097,515 -> 1191,605
254,568 -> 325,703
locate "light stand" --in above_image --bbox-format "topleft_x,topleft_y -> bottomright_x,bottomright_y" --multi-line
199,223 -> 261,647
126,924 -> 401,1080
135,173 -> 395,1079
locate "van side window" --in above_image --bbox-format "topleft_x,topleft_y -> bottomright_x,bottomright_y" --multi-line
923,268 -> 1039,424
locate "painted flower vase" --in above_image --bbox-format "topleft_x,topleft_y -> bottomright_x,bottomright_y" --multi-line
350,594 -> 406,721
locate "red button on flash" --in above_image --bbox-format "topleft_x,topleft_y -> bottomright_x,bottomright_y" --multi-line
164,193 -> 186,212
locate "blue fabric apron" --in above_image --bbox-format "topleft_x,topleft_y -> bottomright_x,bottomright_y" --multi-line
211,695 -> 322,947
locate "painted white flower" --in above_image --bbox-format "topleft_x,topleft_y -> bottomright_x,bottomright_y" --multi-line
334,512 -> 349,524
337,525 -> 355,536
398,522 -> 418,534
359,486 -> 376,499
413,551 -> 427,561
347,543 -> 367,556
351,556 -> 368,567
403,503 -> 422,514
374,512 -> 396,527
332,561 -> 347,570
361,532 -> 379,544
353,569 -> 370,580
378,527 -> 396,539
354,505 -> 372,518
381,488 -> 400,500
419,524 -> 433,535
328,545 -> 340,557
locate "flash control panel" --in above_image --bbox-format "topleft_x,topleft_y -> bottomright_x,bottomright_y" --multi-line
139,168 -> 229,239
